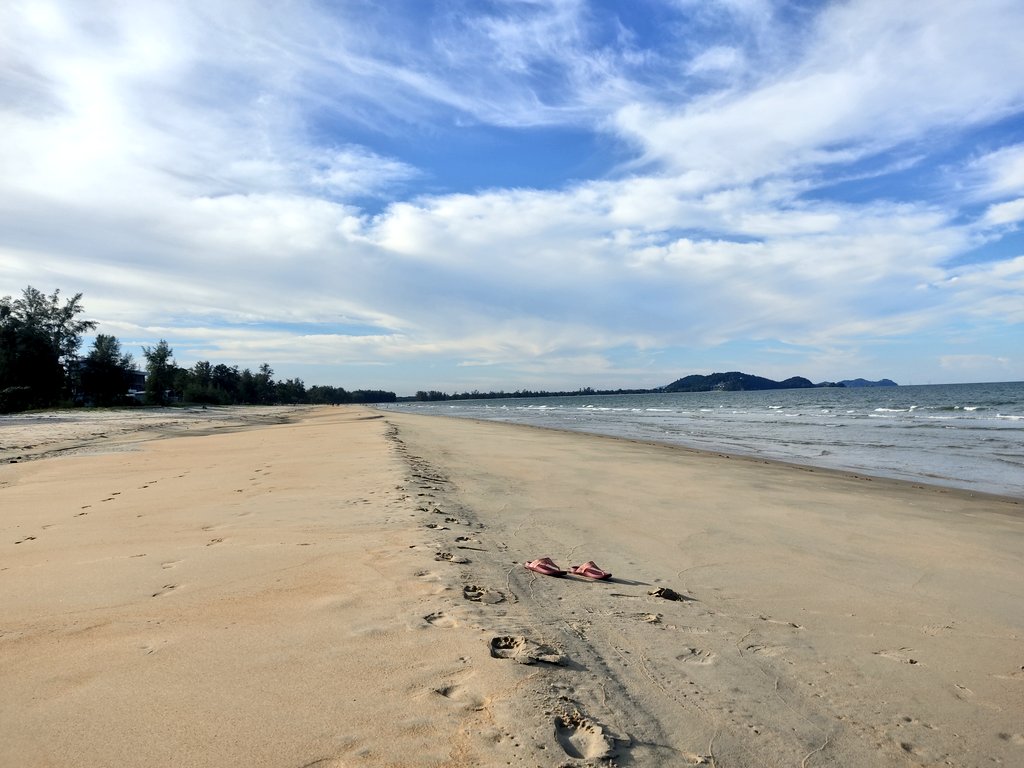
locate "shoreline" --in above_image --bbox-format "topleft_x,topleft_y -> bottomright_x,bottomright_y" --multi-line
379,408 -> 1024,508
8,401 -> 1021,502
379,382 -> 1024,499
3,406 -> 1022,766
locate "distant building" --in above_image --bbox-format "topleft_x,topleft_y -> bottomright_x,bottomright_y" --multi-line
126,370 -> 146,401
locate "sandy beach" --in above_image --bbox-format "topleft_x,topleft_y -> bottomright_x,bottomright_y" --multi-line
1,405 -> 1022,767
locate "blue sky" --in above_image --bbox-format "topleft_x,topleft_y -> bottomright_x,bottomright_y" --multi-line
1,0 -> 1022,395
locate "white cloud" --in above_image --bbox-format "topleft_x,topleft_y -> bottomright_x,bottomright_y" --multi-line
967,143 -> 1024,201
2,0 -> 1022,390
982,198 -> 1024,226
353,174 -> 975,358
940,354 -> 1011,370
943,256 -> 1024,325
310,147 -> 419,197
687,46 -> 745,75
614,1 -> 1024,187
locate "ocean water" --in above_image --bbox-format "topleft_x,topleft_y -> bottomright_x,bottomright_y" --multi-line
380,382 -> 1024,498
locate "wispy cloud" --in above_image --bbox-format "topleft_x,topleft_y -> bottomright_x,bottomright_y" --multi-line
614,1 -> 1024,187
940,354 -> 1012,371
1,0 -> 1022,391
966,143 -> 1024,201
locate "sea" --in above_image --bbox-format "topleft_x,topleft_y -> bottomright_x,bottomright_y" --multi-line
379,381 -> 1024,499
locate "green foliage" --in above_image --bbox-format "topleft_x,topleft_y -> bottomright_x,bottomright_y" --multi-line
307,385 -> 349,404
12,286 -> 96,366
276,377 -> 307,404
81,334 -> 136,406
255,363 -> 275,404
0,286 -> 96,411
409,386 -> 607,402
1,285 -> 399,411
142,340 -> 176,406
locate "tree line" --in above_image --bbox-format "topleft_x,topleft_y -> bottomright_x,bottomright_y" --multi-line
1,286 -> 395,413
408,386 -> 656,402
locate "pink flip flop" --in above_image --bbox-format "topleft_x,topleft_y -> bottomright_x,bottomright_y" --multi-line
568,561 -> 612,580
524,557 -> 566,577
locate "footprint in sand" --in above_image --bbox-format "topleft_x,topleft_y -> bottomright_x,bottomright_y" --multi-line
897,738 -> 946,762
435,551 -> 470,564
676,647 -> 717,665
649,587 -> 693,602
953,683 -> 974,700
151,584 -> 178,597
424,611 -> 458,628
434,683 -> 486,711
553,710 -> 614,760
993,665 -> 1024,681
489,636 -> 565,665
745,643 -> 786,658
874,648 -> 921,665
463,584 -> 505,604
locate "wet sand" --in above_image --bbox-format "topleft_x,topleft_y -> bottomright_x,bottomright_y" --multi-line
1,405 -> 1022,766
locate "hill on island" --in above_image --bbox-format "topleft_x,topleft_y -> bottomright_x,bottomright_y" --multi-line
838,378 -> 899,387
664,372 -> 819,392
405,373 -> 898,401
662,373 -> 899,392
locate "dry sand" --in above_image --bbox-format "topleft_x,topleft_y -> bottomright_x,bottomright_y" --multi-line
1,405 -> 1022,767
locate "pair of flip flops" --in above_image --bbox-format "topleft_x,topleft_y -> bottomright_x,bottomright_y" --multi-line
524,557 -> 612,580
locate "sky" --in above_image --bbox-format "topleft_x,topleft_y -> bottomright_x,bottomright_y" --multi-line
2,0 -> 1023,395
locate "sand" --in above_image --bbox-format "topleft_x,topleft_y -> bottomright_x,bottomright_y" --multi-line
1,405 -> 1022,767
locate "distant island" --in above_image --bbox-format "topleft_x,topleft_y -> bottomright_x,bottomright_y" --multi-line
405,372 -> 898,401
665,372 -> 818,392
837,378 -> 899,388
664,372 -> 899,392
